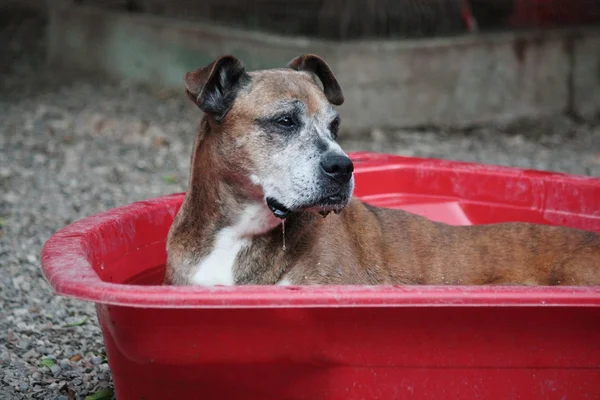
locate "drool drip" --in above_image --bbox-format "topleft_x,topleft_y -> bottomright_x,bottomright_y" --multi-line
281,219 -> 286,251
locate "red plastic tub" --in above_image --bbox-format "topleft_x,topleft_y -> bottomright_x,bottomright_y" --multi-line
41,152 -> 600,400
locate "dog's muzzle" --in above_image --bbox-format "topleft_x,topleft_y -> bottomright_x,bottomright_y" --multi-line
266,153 -> 354,219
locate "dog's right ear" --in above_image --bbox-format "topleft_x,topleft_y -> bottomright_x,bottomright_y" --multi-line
184,55 -> 250,122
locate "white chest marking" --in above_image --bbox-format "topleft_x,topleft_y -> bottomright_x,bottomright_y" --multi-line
191,228 -> 247,286
191,203 -> 281,286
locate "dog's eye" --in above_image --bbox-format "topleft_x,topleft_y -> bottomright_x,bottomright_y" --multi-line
329,117 -> 340,138
275,116 -> 295,128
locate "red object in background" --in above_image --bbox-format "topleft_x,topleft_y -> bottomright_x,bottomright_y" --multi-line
461,0 -> 480,32
41,153 -> 600,400
509,0 -> 600,28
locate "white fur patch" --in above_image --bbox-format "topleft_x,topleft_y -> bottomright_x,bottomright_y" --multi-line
250,174 -> 261,185
191,203 -> 281,286
191,228 -> 247,286
276,276 -> 293,286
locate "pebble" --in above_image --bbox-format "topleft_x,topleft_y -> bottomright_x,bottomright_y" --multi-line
58,359 -> 71,370
49,365 -> 62,375
22,349 -> 38,360
90,356 -> 103,365
0,167 -> 11,178
4,192 -> 19,204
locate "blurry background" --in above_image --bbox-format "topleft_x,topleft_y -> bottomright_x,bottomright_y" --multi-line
1,1 -> 600,399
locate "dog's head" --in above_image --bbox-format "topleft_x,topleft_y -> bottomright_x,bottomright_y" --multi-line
184,54 -> 353,219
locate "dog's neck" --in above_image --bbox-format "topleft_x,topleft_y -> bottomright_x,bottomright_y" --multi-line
182,118 -> 281,238
174,119 -> 306,285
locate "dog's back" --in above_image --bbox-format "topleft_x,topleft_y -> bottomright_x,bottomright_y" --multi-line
276,199 -> 600,286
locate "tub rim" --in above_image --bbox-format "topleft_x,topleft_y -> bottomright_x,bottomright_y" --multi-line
40,152 -> 600,309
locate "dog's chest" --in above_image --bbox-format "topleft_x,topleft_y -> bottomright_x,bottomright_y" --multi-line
190,203 -> 281,286
190,228 -> 249,286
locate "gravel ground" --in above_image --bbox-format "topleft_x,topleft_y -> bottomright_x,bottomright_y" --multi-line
1,11 -> 599,400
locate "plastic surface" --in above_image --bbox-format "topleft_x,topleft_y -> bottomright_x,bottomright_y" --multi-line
41,153 -> 600,399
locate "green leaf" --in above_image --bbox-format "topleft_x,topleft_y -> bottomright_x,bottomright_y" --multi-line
64,317 -> 88,327
161,174 -> 178,184
85,388 -> 114,400
39,358 -> 55,368
0,217 -> 7,227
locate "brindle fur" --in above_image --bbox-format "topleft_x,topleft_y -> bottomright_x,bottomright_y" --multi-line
165,54 -> 600,286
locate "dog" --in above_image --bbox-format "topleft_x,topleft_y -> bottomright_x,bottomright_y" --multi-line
164,54 -> 600,286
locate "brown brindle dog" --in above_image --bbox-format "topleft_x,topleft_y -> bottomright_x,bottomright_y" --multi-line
164,54 -> 600,287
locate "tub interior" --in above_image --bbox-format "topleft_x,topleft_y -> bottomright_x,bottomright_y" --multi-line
124,264 -> 166,285
85,154 -> 599,287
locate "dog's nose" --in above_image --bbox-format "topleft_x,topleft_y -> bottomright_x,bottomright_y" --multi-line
320,154 -> 354,183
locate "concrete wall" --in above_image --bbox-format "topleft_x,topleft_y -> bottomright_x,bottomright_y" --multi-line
573,34 -> 600,120
48,3 -> 600,134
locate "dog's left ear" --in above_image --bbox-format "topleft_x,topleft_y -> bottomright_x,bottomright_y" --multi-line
288,54 -> 344,106
184,55 -> 250,122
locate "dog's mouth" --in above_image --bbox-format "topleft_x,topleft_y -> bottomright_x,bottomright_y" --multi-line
266,194 -> 348,220
266,197 -> 292,219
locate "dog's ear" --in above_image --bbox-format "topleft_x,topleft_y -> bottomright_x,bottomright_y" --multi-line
287,54 -> 344,106
184,55 -> 250,122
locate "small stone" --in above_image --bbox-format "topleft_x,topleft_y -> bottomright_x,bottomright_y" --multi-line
73,378 -> 82,386
13,308 -> 28,316
49,365 -> 61,375
152,135 -> 169,148
0,167 -> 11,178
4,191 -> 18,204
57,396 -> 69,400
144,125 -> 165,138
6,330 -> 16,343
90,356 -> 102,365
18,340 -> 32,350
19,382 -> 29,391
136,160 -> 149,171
22,349 -> 38,360
58,359 -> 71,370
